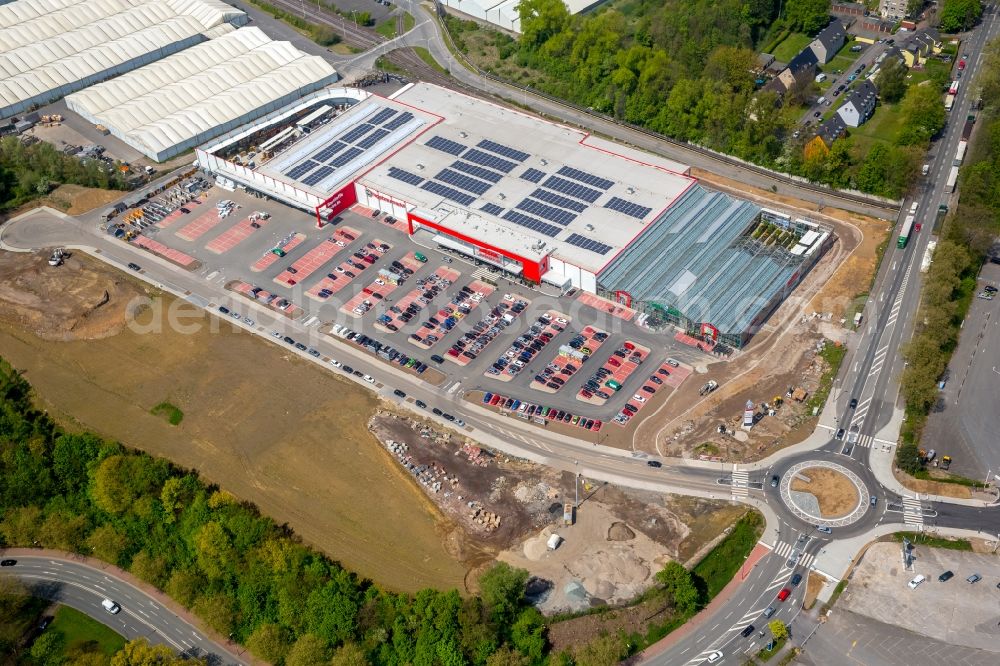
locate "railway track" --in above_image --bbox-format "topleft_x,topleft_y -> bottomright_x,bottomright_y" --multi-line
259,0 -> 458,87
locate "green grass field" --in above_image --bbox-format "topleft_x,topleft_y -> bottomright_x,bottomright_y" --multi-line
376,12 -> 415,38
692,512 -> 764,599
772,33 -> 812,63
50,605 -> 126,656
414,46 -> 447,74
151,401 -> 183,425
848,101 -> 907,154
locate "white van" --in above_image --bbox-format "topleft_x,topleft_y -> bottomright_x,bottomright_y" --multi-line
907,574 -> 926,590
102,598 -> 121,614
817,96 -> 827,106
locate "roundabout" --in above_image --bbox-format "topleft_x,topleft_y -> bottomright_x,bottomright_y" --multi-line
780,460 -> 871,528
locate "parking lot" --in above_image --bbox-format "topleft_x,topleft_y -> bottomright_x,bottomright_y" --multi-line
113,183 -> 708,428
839,542 -> 1000,652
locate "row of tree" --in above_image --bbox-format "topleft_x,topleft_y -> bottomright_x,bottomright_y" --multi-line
0,137 -> 129,212
898,39 -> 1000,470
0,357 -> 545,666
441,0 -> 979,199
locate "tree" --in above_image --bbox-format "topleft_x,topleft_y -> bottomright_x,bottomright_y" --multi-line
978,39 -> 1000,110
906,0 -> 925,17
90,455 -> 167,515
112,639 -> 202,666
87,524 -> 128,565
573,632 -> 628,666
247,623 -> 290,664
655,561 -> 700,615
784,0 -> 832,34
876,58 -> 907,103
192,593 -> 237,636
938,0 -> 982,32
39,511 -> 90,552
330,642 -> 369,666
518,0 -> 570,49
30,630 -> 67,666
130,551 -> 169,589
478,563 -> 529,628
284,634 -> 329,666
510,608 -> 547,662
164,568 -> 203,608
896,442 -> 925,474
0,505 -> 42,545
769,619 -> 789,641
486,646 -> 530,666
193,521 -> 235,581
897,84 -> 946,146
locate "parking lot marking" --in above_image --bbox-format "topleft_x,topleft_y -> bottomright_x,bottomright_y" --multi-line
131,236 -> 197,268
489,310 -> 570,383
531,324 -> 607,394
251,232 -> 306,272
576,290 -> 636,321
205,212 -> 272,254
340,247 -> 414,317
410,277 -> 493,350
176,208 -> 229,242
275,232 -> 355,287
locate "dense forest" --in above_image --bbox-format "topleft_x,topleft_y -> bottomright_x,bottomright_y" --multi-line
0,358 -> 546,666
898,38 -> 1000,470
443,0 -> 964,198
0,137 -> 129,212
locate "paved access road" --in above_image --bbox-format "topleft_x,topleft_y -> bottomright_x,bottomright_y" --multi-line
0,554 -> 244,665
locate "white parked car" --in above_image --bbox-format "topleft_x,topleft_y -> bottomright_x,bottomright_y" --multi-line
363,374 -> 375,384
908,574 -> 926,590
633,394 -> 646,403
329,359 -> 342,368
102,599 -> 121,614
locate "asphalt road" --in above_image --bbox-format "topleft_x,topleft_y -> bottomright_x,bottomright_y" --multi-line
0,554 -> 243,665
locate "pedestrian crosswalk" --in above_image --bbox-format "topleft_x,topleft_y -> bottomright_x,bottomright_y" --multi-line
731,467 -> 749,497
771,541 -> 816,568
902,496 -> 925,527
855,433 -> 874,448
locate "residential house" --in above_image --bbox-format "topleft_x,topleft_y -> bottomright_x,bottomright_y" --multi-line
836,80 -> 878,127
858,18 -> 894,36
879,0 -> 907,20
808,20 -> 847,64
756,53 -> 776,74
898,29 -> 943,67
815,115 -> 848,146
778,49 -> 818,91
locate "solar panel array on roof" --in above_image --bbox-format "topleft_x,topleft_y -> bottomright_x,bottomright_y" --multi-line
286,160 -> 320,179
427,136 -> 466,156
516,198 -> 576,226
342,123 -> 375,143
477,139 -> 530,162
436,169 -> 491,195
358,128 -> 390,149
311,140 -> 348,162
388,167 -> 423,186
565,233 -> 613,255
451,160 -> 503,183
605,196 -> 652,220
557,165 -> 614,190
531,188 -> 588,213
422,181 -> 476,206
330,146 -> 364,168
480,203 -> 505,216
542,176 -> 602,203
502,210 -> 561,237
384,112 -> 414,130
521,168 -> 546,183
369,108 -> 398,125
302,165 -> 334,186
463,149 -> 517,173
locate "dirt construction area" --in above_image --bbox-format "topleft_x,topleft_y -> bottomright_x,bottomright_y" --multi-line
839,542 -> 1000,653
367,411 -> 745,608
790,467 -> 859,518
634,170 -> 890,462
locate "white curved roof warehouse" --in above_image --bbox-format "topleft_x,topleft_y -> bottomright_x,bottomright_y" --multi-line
0,0 -> 247,119
65,27 -> 339,162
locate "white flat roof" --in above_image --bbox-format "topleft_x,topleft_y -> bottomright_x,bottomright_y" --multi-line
358,83 -> 694,273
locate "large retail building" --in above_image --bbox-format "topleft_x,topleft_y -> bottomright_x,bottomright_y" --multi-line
197,83 -> 831,347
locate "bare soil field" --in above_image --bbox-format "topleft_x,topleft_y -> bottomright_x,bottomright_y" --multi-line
0,250 -> 467,592
10,184 -> 126,217
633,173 -> 890,462
893,468 -> 973,500
790,467 -> 859,518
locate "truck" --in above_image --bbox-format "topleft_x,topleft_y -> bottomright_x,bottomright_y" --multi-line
898,215 -> 915,249
940,455 -> 952,470
944,94 -> 955,112
920,240 -> 937,273
699,380 -> 719,396
949,79 -> 960,95
946,165 -> 959,193
563,503 -> 574,526
954,139 -> 968,166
